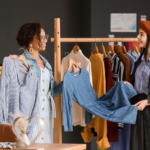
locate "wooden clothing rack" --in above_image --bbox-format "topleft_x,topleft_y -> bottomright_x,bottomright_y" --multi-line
51,18 -> 138,144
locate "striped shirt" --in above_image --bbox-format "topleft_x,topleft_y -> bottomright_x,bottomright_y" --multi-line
107,52 -> 125,85
0,57 -> 39,141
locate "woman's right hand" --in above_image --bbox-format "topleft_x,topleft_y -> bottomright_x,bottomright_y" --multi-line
124,81 -> 134,88
9,55 -> 17,60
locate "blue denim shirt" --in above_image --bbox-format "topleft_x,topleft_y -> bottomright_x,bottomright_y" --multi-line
62,68 -> 138,132
128,50 -> 140,61
22,50 -> 62,98
134,54 -> 150,94
0,57 -> 39,141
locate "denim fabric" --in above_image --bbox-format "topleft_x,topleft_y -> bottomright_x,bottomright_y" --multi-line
22,50 -> 62,98
128,50 -> 140,61
62,68 -> 138,132
134,54 -> 150,94
0,57 -> 39,141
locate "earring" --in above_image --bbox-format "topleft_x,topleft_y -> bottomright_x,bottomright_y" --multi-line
29,45 -> 33,53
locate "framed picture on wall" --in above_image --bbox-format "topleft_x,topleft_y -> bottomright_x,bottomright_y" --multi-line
111,13 -> 137,32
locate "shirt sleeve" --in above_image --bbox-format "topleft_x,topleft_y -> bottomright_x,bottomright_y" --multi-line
0,57 -> 10,123
85,70 -> 93,124
62,76 -> 73,132
27,77 -> 39,141
86,61 -> 93,87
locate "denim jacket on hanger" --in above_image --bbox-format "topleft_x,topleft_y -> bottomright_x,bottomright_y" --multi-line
22,50 -> 63,98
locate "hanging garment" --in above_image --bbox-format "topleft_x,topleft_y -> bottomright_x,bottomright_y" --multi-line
124,42 -> 140,52
105,57 -> 118,142
32,67 -> 55,143
114,45 -> 131,131
109,123 -> 131,150
130,94 -> 150,150
107,52 -> 125,85
114,45 -> 130,82
127,50 -> 140,61
61,49 -> 92,126
83,53 -> 109,150
0,57 -> 39,141
62,68 -> 138,131
126,53 -> 135,75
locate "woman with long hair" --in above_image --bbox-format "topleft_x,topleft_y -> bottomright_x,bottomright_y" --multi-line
125,21 -> 150,150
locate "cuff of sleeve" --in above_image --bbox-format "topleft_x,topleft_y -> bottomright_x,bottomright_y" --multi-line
81,128 -> 94,143
96,137 -> 110,150
64,127 -> 73,132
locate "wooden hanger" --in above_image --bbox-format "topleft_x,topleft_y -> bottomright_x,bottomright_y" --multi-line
131,45 -> 139,54
18,55 -> 29,73
106,45 -> 115,55
131,39 -> 139,54
122,46 -> 127,54
72,38 -> 80,54
100,45 -> 107,58
93,45 -> 99,54
68,58 -> 81,72
131,38 -> 139,54
92,38 -> 99,54
72,45 -> 80,54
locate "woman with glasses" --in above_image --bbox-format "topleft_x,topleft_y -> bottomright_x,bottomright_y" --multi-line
9,22 -> 80,143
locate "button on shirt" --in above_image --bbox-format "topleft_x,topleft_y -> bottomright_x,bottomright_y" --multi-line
134,55 -> 150,94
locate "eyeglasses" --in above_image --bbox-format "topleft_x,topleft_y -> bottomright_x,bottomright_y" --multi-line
40,34 -> 49,42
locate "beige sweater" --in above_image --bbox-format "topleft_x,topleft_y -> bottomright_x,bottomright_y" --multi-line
61,49 -> 93,126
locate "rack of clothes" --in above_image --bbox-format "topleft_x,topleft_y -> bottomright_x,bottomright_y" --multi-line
51,18 -> 140,150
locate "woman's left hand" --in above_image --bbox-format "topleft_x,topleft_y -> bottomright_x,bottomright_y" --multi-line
72,62 -> 81,73
68,59 -> 81,72
133,99 -> 148,111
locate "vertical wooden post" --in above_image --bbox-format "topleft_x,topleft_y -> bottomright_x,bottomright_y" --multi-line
54,18 -> 62,143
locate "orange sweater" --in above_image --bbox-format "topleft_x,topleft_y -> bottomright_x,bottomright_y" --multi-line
81,53 -> 110,150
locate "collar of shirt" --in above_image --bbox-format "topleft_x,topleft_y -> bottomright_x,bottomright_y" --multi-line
107,51 -> 117,63
128,50 -> 141,61
14,58 -> 34,86
141,54 -> 150,66
69,49 -> 83,59
22,50 -> 52,71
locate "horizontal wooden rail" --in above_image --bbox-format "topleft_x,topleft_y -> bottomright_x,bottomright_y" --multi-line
51,38 -> 138,43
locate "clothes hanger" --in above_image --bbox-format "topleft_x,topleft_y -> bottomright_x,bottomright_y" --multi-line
99,38 -> 107,58
106,38 -> 115,55
131,38 -> 139,54
92,38 -> 99,54
72,38 -> 80,54
18,55 -> 29,74
68,58 -> 81,72
121,38 -> 127,54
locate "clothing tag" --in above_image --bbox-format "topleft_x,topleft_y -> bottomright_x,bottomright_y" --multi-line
74,74 -> 79,76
